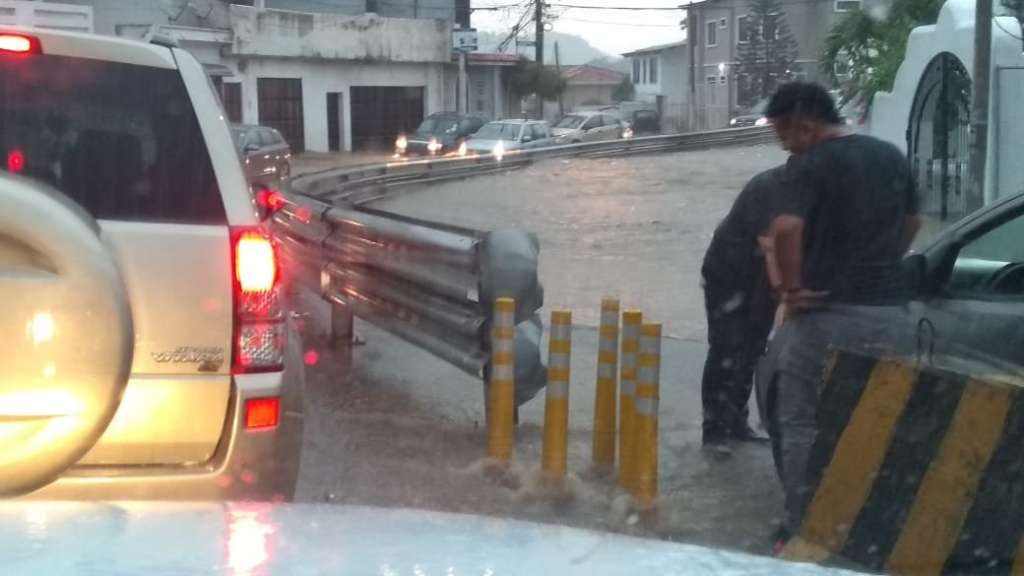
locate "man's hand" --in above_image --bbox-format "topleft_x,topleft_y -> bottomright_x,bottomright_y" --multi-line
780,288 -> 829,314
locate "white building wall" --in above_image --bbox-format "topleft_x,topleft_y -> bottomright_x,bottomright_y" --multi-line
235,58 -> 449,152
871,0 -> 1024,203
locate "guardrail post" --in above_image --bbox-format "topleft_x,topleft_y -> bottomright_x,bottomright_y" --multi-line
618,310 -> 642,490
542,310 -> 572,479
329,301 -> 354,345
634,323 -> 662,514
591,298 -> 619,476
488,297 -> 517,462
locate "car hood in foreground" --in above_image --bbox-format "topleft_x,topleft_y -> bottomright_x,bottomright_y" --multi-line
0,502 -> 860,575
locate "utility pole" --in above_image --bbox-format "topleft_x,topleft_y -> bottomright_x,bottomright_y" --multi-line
968,0 -> 992,212
687,5 -> 697,132
535,0 -> 545,119
555,41 -> 564,118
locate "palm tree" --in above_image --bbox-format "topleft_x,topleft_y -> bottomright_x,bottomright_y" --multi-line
821,0 -> 943,113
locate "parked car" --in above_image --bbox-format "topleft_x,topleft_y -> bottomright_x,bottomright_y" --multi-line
729,98 -> 770,128
0,27 -> 304,500
626,109 -> 660,135
551,111 -> 625,144
464,119 -> 555,156
901,192 -> 1024,374
396,112 -> 487,157
231,124 -> 292,184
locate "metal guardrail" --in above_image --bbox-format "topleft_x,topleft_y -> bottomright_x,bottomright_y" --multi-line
273,125 -> 772,400
287,126 -> 774,204
271,191 -> 546,401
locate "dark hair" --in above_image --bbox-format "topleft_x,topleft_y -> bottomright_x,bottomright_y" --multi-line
764,82 -> 841,125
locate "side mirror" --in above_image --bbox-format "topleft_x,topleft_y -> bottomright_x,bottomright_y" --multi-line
522,135 -> 533,143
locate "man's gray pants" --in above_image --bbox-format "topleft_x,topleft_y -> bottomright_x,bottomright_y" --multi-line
755,305 -> 910,534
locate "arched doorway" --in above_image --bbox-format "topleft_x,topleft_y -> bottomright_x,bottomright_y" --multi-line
907,52 -> 972,221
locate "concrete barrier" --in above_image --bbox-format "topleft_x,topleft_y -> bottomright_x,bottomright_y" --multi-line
782,350 -> 1024,574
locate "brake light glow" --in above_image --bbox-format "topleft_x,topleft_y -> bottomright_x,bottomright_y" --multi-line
232,228 -> 284,373
6,149 -> 25,173
236,232 -> 277,293
244,397 -> 280,430
254,187 -> 285,220
0,34 -> 39,54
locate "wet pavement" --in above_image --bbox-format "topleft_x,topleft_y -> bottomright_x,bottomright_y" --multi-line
294,144 -> 793,556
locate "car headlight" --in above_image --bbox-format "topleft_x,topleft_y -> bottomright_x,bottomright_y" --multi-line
493,141 -> 505,161
427,138 -> 442,154
623,127 -> 634,139
396,135 -> 408,151
730,118 -> 738,126
755,117 -> 769,127
457,141 -> 468,157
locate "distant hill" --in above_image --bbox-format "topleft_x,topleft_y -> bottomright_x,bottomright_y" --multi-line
476,30 -> 615,66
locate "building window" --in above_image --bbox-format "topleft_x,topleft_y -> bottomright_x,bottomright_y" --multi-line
719,75 -> 727,84
706,21 -> 717,47
737,15 -> 751,43
833,49 -> 852,77
365,0 -> 379,13
649,57 -> 658,83
834,0 -> 861,12
764,13 -> 783,41
719,18 -> 727,29
642,58 -> 648,83
633,59 -> 641,84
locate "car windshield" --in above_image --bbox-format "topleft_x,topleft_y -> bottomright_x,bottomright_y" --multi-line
555,115 -> 586,129
416,116 -> 459,134
4,5 -> 1024,576
473,122 -> 520,140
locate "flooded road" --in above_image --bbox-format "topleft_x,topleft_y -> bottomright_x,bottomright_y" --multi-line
295,144 -> 793,555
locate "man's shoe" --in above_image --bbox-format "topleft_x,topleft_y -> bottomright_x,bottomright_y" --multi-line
701,434 -> 733,459
730,423 -> 770,443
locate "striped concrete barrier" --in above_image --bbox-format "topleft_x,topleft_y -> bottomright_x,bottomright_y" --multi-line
782,350 -> 1024,574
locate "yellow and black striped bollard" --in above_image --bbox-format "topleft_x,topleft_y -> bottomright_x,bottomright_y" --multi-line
591,298 -> 620,476
633,322 -> 662,512
542,310 -> 572,478
488,297 -> 516,462
618,310 -> 642,489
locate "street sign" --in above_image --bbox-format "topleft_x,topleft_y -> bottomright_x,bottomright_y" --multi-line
453,28 -> 478,52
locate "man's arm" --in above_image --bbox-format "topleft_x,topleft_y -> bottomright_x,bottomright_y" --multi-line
769,214 -> 804,292
900,214 -> 923,254
758,234 -> 782,291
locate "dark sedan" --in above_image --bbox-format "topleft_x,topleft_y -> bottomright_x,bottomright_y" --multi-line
396,112 -> 487,157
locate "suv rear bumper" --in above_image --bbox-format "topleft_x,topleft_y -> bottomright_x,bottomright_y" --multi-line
24,331 -> 305,502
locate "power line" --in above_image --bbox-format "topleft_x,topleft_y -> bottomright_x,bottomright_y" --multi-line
558,16 -> 681,27
548,3 -> 685,9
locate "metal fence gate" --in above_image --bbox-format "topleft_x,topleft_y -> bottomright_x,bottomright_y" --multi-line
908,52 -> 972,222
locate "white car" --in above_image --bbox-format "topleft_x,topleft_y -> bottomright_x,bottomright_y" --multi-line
464,120 -> 555,156
0,27 -> 304,500
551,112 -> 626,144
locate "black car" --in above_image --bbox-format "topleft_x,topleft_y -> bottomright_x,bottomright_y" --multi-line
628,109 -> 660,134
396,112 -> 487,157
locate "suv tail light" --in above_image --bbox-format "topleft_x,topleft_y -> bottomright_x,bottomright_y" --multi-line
232,228 -> 284,373
0,33 -> 41,55
6,149 -> 25,174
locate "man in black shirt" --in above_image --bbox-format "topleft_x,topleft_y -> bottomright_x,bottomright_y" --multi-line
700,166 -> 783,456
756,82 -> 921,545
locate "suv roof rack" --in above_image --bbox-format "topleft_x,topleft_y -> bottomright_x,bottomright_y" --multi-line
149,34 -> 178,48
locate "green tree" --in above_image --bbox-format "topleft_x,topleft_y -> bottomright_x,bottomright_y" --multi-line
734,0 -> 800,107
506,58 -> 567,101
821,0 -> 943,112
612,76 -> 635,102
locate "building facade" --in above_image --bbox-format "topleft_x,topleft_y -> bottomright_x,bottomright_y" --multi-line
9,0 -> 460,152
671,0 -> 880,127
623,41 -> 691,132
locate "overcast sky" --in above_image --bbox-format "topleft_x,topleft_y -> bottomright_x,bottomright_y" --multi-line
471,0 -> 689,58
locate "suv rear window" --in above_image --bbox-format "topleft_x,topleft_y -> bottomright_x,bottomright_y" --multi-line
1,53 -> 226,223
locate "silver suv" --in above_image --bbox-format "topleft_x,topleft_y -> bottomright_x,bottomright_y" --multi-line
0,28 -> 304,500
